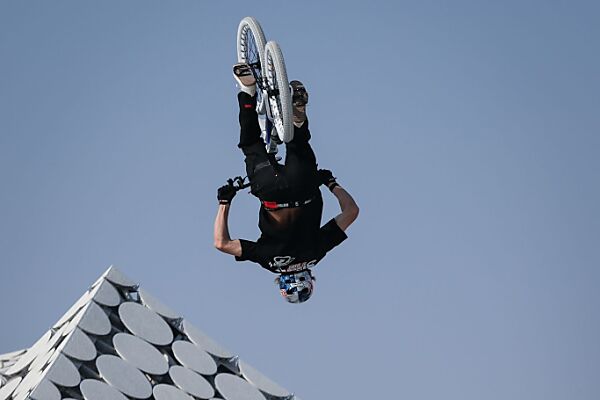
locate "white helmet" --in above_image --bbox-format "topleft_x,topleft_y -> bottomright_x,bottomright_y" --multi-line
277,270 -> 314,304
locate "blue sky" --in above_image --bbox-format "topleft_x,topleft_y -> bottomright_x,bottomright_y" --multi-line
1,1 -> 599,399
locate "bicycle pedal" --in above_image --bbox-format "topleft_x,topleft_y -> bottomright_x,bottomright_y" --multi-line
266,141 -> 278,154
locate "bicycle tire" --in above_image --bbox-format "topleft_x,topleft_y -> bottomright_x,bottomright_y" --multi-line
264,41 -> 293,143
236,17 -> 266,83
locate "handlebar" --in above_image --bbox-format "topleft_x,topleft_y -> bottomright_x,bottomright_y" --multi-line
227,176 -> 251,191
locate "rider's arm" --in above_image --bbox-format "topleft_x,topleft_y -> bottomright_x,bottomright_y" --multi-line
331,185 -> 359,232
213,204 -> 242,257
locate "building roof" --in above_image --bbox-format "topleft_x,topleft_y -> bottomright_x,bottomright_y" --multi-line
0,266 -> 296,400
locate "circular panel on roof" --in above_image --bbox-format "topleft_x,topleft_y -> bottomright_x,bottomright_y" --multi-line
0,377 -> 22,400
29,378 -> 61,400
80,379 -> 129,400
96,355 -> 152,399
58,314 -> 81,339
12,390 -> 31,400
113,333 -> 169,375
42,323 -> 71,354
0,349 -> 26,361
92,280 -> 121,307
62,328 -> 97,361
52,291 -> 93,329
79,302 -> 111,336
182,320 -> 232,359
118,302 -> 173,346
238,361 -> 290,398
138,289 -> 181,320
64,304 -> 89,333
171,340 -> 217,376
45,353 -> 81,387
90,275 -> 104,289
104,267 -> 138,288
12,391 -> 29,400
169,366 -> 215,399
153,384 -> 194,400
11,367 -> 43,399
28,347 -> 55,373
215,374 -> 266,400
5,330 -> 52,375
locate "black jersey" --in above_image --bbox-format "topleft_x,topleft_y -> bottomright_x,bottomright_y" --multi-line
235,190 -> 346,273
236,218 -> 347,273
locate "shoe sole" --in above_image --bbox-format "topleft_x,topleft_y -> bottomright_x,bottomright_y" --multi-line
233,64 -> 256,87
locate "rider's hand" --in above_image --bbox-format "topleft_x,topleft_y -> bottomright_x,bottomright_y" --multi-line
217,183 -> 237,205
318,169 -> 339,191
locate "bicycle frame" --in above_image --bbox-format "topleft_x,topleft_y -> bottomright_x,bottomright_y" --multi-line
248,62 -> 278,154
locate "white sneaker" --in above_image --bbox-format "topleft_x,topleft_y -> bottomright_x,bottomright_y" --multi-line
233,63 -> 256,96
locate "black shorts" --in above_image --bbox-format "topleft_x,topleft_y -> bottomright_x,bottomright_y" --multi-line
237,92 -> 320,203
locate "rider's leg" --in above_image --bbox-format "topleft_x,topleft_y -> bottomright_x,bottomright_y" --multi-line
285,120 -> 316,165
237,92 -> 262,148
237,92 -> 280,199
283,119 -> 320,200
235,63 -> 261,148
283,80 -> 318,199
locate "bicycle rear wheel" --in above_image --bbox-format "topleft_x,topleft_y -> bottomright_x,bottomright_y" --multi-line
237,17 -> 266,87
264,41 -> 293,143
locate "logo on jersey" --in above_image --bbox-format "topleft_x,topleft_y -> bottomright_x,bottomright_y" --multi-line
269,257 -> 318,273
269,256 -> 295,269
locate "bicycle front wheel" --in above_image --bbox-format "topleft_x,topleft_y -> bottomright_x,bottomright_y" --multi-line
264,41 -> 293,143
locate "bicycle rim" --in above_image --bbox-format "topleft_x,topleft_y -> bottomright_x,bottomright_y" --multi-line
237,17 -> 266,88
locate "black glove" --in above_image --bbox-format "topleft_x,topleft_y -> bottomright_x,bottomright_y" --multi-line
318,169 -> 339,191
217,182 -> 237,204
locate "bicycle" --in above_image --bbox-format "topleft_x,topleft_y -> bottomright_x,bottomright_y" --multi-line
236,16 -> 293,155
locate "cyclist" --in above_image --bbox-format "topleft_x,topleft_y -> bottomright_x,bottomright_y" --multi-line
213,63 -> 359,303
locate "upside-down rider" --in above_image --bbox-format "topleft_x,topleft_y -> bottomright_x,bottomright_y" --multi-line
213,63 -> 359,304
